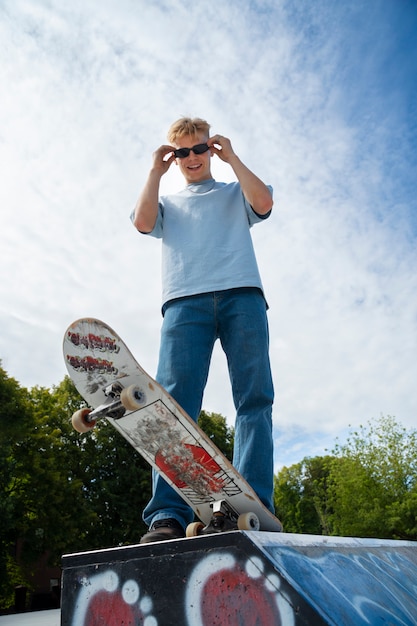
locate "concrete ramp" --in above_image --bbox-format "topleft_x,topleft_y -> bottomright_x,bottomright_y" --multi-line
61,531 -> 417,625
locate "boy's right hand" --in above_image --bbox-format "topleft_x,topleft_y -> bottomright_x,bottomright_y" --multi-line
151,145 -> 176,175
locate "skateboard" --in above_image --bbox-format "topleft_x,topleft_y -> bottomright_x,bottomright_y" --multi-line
63,318 -> 283,537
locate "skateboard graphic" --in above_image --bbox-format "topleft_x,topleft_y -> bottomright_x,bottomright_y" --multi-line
63,318 -> 283,537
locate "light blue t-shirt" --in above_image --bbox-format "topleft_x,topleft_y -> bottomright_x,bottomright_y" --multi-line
139,179 -> 272,306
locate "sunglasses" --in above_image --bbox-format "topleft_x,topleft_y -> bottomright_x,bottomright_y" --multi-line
173,143 -> 210,159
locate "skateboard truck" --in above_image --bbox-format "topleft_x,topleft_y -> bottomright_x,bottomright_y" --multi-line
71,382 -> 129,432
186,499 -> 260,537
104,381 -> 124,398
71,382 -> 148,432
101,382 -> 126,420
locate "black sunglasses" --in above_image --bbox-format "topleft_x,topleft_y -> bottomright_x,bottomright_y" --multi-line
173,143 -> 210,159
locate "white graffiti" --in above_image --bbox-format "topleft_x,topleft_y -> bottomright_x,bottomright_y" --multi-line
185,553 -> 236,625
71,568 -> 156,626
184,551 -> 295,626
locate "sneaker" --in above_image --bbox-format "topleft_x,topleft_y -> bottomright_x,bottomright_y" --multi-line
140,518 -> 186,544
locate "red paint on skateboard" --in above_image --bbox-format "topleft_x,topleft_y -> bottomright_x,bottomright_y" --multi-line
155,444 -> 225,492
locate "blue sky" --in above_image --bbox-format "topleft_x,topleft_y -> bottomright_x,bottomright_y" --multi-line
1,0 -> 416,470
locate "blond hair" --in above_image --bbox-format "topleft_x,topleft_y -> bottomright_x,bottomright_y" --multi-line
167,117 -> 211,144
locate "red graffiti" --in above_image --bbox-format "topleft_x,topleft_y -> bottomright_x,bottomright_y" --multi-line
68,331 -> 120,353
201,565 -> 281,625
85,590 -> 142,625
156,443 -> 225,493
66,354 -> 118,374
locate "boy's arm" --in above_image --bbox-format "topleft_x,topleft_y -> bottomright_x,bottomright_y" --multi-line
132,145 -> 175,233
207,135 -> 273,215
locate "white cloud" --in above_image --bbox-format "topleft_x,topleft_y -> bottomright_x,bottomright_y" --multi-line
1,0 -> 416,471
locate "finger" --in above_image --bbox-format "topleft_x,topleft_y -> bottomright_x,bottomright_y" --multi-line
154,145 -> 174,163
155,144 -> 173,155
208,135 -> 223,147
163,152 -> 176,165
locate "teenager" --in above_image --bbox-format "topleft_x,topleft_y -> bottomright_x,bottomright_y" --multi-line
132,117 -> 275,543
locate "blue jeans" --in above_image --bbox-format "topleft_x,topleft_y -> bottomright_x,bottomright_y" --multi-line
142,288 -> 275,529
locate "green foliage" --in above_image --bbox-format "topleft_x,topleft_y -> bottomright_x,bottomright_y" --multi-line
32,377 -> 153,552
275,416 -> 417,540
328,416 -> 417,539
0,364 -> 33,606
75,417 -> 152,549
0,371 -> 151,608
0,554 -> 29,611
274,456 -> 334,534
198,410 -> 234,462
0,366 -> 236,609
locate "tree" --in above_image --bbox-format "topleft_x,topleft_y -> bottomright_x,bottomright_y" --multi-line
41,377 -> 152,551
274,456 -> 334,534
0,364 -> 36,607
274,416 -> 417,541
23,381 -> 100,558
328,415 -> 417,540
0,374 -> 103,608
0,364 -> 239,610
24,385 -> 236,553
198,410 -> 234,462
5,376 -> 236,547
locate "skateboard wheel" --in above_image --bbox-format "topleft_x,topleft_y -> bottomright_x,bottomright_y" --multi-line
120,384 -> 146,411
186,522 -> 204,537
71,408 -> 96,433
237,512 -> 260,531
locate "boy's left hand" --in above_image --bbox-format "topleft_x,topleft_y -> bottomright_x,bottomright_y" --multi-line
207,134 -> 235,163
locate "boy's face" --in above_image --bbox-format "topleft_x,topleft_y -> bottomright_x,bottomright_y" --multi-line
174,132 -> 212,184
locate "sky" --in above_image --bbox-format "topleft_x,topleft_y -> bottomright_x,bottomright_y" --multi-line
1,0 -> 416,471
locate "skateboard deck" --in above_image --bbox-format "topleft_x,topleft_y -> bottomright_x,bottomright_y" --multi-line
63,318 -> 282,535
